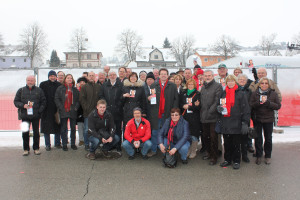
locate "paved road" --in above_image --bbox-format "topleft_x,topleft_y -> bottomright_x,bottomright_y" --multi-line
1,142 -> 300,200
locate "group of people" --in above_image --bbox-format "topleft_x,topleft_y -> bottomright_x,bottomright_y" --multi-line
14,61 -> 281,169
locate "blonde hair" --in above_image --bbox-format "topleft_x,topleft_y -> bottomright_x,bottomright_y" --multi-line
225,74 -> 238,85
258,77 -> 270,85
186,79 -> 197,89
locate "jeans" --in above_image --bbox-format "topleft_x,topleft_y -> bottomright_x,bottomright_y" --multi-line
22,119 -> 40,151
89,135 -> 120,153
77,122 -> 84,142
161,138 -> 190,160
60,118 -> 76,146
122,140 -> 152,156
255,122 -> 273,158
84,118 -> 89,146
151,115 -> 165,153
44,132 -> 61,147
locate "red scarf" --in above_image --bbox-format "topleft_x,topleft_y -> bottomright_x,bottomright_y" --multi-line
158,79 -> 168,118
167,120 -> 178,146
224,84 -> 238,117
64,84 -> 73,112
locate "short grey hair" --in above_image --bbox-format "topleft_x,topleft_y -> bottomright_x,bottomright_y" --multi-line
204,70 -> 214,75
237,74 -> 248,80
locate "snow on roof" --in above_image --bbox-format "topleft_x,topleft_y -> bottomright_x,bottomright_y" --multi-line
136,48 -> 176,62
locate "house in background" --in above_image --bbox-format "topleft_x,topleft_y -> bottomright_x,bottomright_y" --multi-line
64,51 -> 103,68
135,47 -> 177,68
195,50 -> 229,67
0,49 -> 31,69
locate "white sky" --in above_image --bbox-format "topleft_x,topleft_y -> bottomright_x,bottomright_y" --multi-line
1,0 -> 300,61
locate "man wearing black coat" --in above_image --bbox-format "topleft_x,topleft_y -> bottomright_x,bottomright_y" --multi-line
14,75 -> 46,156
39,70 -> 62,151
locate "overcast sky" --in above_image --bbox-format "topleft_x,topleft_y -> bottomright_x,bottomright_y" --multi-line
1,0 -> 299,61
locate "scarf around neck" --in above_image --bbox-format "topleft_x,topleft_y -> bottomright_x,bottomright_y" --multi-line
158,79 -> 168,118
167,120 -> 178,146
187,89 -> 195,96
64,84 -> 73,112
224,84 -> 238,117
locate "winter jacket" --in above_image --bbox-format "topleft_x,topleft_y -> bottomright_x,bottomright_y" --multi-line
79,81 -> 101,117
148,81 -> 179,130
99,79 -> 124,121
39,80 -> 61,134
88,109 -> 115,140
180,89 -> 202,137
158,116 -> 190,150
54,85 -> 80,119
219,88 -> 251,134
249,79 -> 282,102
14,85 -> 46,120
122,79 -> 147,124
124,117 -> 151,143
250,88 -> 281,123
200,79 -> 223,123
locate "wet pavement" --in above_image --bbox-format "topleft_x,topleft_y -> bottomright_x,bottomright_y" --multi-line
1,142 -> 300,200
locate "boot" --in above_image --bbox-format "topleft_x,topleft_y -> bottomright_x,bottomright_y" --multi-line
189,141 -> 198,159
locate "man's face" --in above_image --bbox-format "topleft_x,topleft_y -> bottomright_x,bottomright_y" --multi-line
204,72 -> 214,82
26,76 -> 36,88
104,66 -> 110,73
88,72 -> 95,82
153,69 -> 159,79
234,70 -> 242,77
184,70 -> 192,80
146,78 -> 154,86
97,104 -> 106,115
133,110 -> 142,121
218,67 -> 228,77
159,70 -> 168,82
109,72 -> 117,82
257,69 -> 267,79
57,72 -> 65,83
49,75 -> 57,82
98,73 -> 106,82
126,68 -> 132,77
118,68 -> 126,78
79,81 -> 86,87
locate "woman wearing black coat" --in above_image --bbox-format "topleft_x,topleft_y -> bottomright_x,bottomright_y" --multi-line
250,77 -> 281,165
55,74 -> 80,151
180,79 -> 201,159
122,72 -> 147,129
218,75 -> 250,170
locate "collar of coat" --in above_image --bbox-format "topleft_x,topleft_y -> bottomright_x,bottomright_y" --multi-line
123,79 -> 144,87
106,79 -> 122,87
204,79 -> 216,88
92,109 -> 111,119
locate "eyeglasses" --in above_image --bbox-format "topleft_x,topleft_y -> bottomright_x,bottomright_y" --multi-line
171,114 -> 179,117
260,82 -> 269,85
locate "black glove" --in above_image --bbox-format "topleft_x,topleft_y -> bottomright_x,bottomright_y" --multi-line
217,105 -> 224,114
241,122 -> 248,135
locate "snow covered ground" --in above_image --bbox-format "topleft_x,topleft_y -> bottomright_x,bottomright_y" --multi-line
0,127 -> 299,148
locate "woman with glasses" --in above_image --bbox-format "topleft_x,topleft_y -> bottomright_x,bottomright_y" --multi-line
158,108 -> 190,164
250,77 -> 281,165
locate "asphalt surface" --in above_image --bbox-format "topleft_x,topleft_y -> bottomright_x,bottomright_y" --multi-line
1,142 -> 300,200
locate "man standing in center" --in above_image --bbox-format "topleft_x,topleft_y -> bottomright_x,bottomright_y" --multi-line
147,68 -> 179,157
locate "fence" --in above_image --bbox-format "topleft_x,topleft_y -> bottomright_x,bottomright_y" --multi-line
0,66 -> 299,130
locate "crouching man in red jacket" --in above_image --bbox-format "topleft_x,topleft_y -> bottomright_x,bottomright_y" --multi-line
122,107 -> 152,160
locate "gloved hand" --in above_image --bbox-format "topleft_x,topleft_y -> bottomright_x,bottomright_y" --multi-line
217,105 -> 224,114
241,122 -> 248,135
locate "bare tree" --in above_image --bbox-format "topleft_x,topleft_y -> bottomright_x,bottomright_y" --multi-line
69,27 -> 88,68
258,33 -> 281,56
209,35 -> 240,60
171,35 -> 196,66
115,29 -> 143,62
0,33 -> 4,48
291,32 -> 300,45
19,22 -> 48,68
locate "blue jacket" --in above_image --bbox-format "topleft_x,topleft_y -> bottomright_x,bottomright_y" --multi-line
158,116 -> 190,150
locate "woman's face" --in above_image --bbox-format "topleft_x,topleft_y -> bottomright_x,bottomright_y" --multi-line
174,77 -> 182,86
129,75 -> 137,83
238,77 -> 247,86
234,70 -> 242,77
65,75 -> 73,84
227,80 -> 236,89
260,80 -> 269,91
171,112 -> 180,122
187,83 -> 195,90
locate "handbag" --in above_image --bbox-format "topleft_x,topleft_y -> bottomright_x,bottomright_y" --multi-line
54,111 -> 60,124
163,146 -> 177,168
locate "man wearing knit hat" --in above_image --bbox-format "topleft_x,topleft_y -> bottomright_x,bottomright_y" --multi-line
143,72 -> 155,119
40,70 -> 62,151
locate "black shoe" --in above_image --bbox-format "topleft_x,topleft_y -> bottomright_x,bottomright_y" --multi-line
182,159 -> 188,164
85,145 -> 89,151
242,156 -> 250,163
102,150 -> 111,158
45,146 -> 51,151
62,146 -> 68,151
142,155 -> 148,160
248,147 -> 255,153
71,145 -> 77,150
55,145 -> 62,149
128,155 -> 135,160
233,163 -> 240,170
220,161 -> 231,167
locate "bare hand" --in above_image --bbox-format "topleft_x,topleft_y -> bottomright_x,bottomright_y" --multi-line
106,137 -> 113,143
169,148 -> 177,155
148,96 -> 153,101
183,104 -> 189,110
24,104 -> 29,109
134,141 -> 140,148
123,93 -> 130,98
160,144 -> 166,153
102,138 -> 107,143
194,100 -> 200,106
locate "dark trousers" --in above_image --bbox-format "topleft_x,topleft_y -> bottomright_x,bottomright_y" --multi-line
202,123 -> 218,160
223,134 -> 241,163
241,134 -> 248,157
114,119 -> 122,151
22,119 -> 40,151
60,118 -> 76,146
255,122 -> 273,158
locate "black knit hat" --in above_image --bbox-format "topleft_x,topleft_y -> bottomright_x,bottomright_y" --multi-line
146,72 -> 155,81
48,70 -> 57,77
77,76 -> 88,83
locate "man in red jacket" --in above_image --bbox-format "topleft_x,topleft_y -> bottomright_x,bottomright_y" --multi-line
122,107 -> 152,160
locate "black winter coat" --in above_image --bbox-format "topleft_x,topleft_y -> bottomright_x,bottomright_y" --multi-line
122,79 -> 146,125
250,88 -> 281,123
79,82 -> 101,118
180,90 -> 202,137
14,85 -> 46,120
88,109 -> 115,140
220,88 -> 251,135
39,80 -> 61,134
55,85 -> 80,119
99,79 -> 124,121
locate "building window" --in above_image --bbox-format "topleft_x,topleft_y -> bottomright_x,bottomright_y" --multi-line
2,59 -> 5,62
87,54 -> 91,59
218,58 -> 221,62
13,59 -> 15,62
24,59 -> 27,62
154,55 -> 158,59
87,63 -> 92,67
204,58 -> 208,62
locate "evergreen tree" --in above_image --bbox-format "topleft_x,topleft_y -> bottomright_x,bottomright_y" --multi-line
49,50 -> 60,67
163,37 -> 171,48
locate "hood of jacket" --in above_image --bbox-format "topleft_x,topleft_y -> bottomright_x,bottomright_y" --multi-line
123,79 -> 144,87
